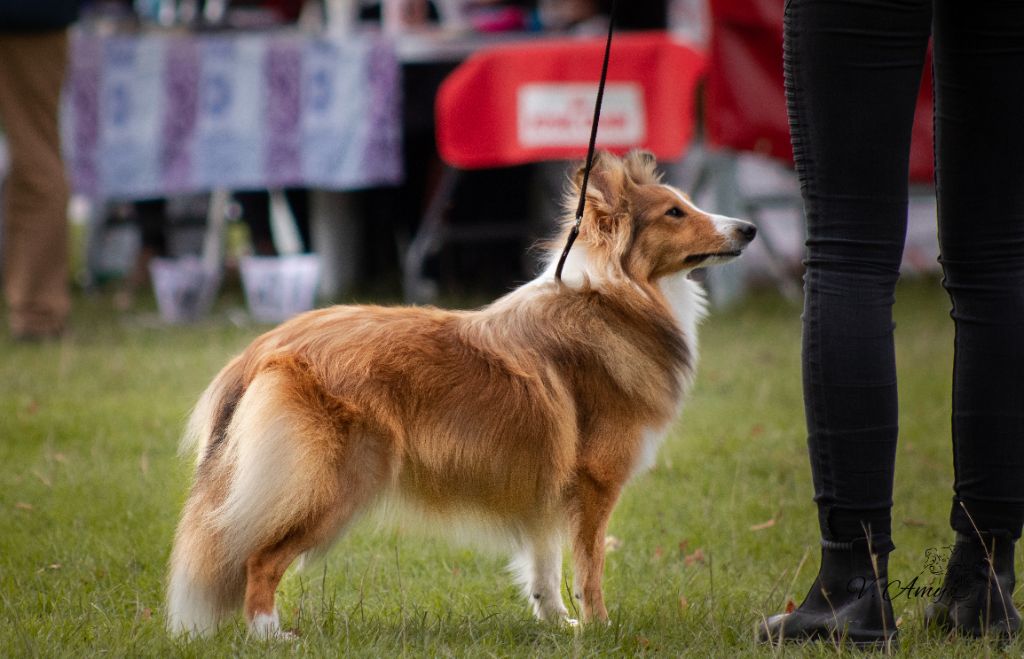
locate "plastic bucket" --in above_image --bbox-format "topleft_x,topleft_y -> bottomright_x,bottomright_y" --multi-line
149,256 -> 221,323
239,254 -> 321,323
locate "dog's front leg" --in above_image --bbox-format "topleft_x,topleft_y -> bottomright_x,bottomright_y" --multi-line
569,473 -> 621,623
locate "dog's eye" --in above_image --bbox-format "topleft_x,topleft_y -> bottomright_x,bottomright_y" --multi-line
665,207 -> 684,218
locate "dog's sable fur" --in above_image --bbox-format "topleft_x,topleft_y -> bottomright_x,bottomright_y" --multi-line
167,150 -> 755,637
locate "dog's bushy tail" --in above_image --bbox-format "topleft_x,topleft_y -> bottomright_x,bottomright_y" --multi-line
167,491 -> 247,636
167,357 -> 247,636
180,357 -> 246,464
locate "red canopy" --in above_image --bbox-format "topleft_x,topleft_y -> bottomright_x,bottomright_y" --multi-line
435,32 -> 707,169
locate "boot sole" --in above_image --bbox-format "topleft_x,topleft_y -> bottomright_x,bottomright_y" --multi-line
926,602 -> 1021,638
756,620 -> 899,650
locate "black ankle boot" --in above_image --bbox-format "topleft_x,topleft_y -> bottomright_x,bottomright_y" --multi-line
756,537 -> 898,648
924,532 -> 1020,637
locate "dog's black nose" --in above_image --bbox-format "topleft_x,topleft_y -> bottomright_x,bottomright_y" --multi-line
737,223 -> 757,242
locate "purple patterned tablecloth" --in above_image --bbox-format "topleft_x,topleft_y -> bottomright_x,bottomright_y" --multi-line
64,29 -> 403,200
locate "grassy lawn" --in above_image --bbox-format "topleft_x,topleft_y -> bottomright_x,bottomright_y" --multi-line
2,278 -> 1021,657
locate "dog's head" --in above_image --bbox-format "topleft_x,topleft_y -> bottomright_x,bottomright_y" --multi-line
558,150 -> 756,284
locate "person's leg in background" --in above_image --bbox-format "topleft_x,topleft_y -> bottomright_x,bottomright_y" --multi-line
235,191 -> 276,256
924,0 -> 1024,637
235,189 -> 310,256
114,198 -> 168,310
284,188 -> 311,251
0,29 -> 71,339
758,0 -> 931,646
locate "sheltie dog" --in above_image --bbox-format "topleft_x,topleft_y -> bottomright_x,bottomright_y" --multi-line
167,150 -> 756,637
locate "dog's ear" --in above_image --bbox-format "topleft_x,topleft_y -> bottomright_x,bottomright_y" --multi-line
572,151 -> 613,194
572,162 -> 587,192
563,152 -> 633,259
623,149 -> 660,185
565,152 -> 632,249
571,151 -> 628,209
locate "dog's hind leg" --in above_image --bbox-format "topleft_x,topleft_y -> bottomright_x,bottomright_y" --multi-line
513,532 -> 571,624
242,446 -> 393,639
244,532 -> 308,639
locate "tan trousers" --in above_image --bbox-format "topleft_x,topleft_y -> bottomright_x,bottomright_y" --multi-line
0,30 -> 70,336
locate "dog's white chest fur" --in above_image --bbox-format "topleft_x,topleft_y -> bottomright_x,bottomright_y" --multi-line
631,272 -> 706,478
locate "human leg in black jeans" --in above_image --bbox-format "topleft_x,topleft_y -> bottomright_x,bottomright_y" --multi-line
791,0 -> 931,554
759,0 -> 1024,644
933,0 -> 1024,549
759,2 -> 930,643
923,0 -> 1024,637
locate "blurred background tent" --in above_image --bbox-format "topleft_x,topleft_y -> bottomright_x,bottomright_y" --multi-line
0,0 -> 942,320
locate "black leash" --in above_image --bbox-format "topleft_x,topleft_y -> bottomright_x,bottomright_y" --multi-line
554,0 -> 619,282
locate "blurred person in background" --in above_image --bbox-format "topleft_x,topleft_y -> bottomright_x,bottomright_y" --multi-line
0,1 -> 80,340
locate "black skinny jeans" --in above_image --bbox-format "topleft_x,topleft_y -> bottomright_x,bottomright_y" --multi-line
785,0 -> 1024,547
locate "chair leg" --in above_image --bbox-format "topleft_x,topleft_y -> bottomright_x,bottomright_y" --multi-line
700,150 -> 803,304
200,187 -> 231,272
743,203 -> 803,302
704,152 -> 750,308
402,166 -> 461,303
82,200 -> 109,290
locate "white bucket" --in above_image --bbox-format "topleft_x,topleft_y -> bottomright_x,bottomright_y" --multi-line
149,256 -> 221,323
240,254 -> 321,323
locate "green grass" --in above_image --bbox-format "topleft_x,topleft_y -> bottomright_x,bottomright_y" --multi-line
2,279 -> 1021,657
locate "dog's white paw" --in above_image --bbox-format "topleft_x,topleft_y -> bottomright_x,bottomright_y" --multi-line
532,596 -> 571,625
249,611 -> 297,641
562,617 -> 580,628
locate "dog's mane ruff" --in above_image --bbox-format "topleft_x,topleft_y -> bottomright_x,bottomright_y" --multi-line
471,276 -> 692,424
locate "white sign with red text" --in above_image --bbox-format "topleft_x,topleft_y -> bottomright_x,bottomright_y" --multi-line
517,82 -> 646,148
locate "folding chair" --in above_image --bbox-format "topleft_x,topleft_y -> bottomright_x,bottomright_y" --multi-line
402,32 -> 706,302
698,0 -> 934,304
